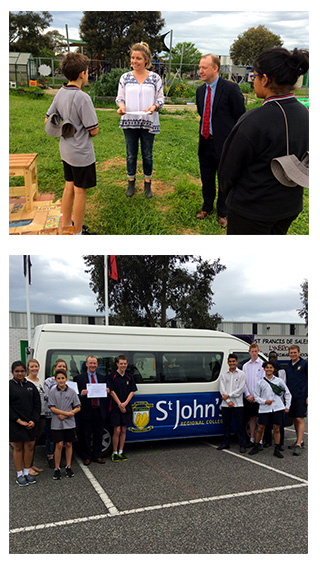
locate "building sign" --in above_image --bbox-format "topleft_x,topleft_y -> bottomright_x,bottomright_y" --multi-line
255,336 -> 308,360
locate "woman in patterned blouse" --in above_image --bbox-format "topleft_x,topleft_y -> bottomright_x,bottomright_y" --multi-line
116,42 -> 164,198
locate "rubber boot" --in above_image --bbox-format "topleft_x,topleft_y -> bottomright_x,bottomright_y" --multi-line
126,179 -> 135,197
144,179 -> 152,198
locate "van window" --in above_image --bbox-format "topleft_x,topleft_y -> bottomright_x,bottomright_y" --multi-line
161,352 -> 223,383
232,352 -> 251,370
45,350 -> 224,384
233,352 -> 267,370
132,353 -> 157,383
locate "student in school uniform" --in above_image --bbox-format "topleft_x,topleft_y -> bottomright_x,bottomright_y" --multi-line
108,355 -> 137,462
9,361 -> 41,487
43,358 -> 68,468
217,354 -> 247,453
249,361 -> 292,458
48,369 -> 81,480
243,343 -> 265,447
45,52 -> 99,234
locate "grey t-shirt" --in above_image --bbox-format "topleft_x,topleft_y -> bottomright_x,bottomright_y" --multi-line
46,85 -> 98,167
48,385 -> 81,430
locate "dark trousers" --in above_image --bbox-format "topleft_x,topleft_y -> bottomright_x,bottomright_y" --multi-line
227,209 -> 298,235
79,408 -> 104,459
221,406 -> 246,447
198,137 -> 227,216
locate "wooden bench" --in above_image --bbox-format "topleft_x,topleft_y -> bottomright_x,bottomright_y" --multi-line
9,153 -> 39,212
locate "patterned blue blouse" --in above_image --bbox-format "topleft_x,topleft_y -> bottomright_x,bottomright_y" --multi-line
116,71 -> 164,134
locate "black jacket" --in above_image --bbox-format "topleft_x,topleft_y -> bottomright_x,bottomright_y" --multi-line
9,378 -> 41,424
74,372 -> 107,420
219,96 -> 309,221
196,77 -> 246,158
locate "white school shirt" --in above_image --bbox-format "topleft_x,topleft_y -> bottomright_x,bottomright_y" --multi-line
243,357 -> 265,398
253,375 -> 292,414
116,71 -> 164,134
219,367 -> 246,408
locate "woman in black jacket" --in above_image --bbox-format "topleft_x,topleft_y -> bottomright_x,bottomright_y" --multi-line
218,47 -> 309,234
9,361 -> 41,486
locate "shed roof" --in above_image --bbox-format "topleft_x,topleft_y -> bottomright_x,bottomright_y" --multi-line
9,52 -> 34,65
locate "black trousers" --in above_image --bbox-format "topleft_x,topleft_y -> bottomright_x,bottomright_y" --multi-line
79,408 -> 104,459
227,209 -> 298,235
221,406 -> 246,447
198,137 -> 227,217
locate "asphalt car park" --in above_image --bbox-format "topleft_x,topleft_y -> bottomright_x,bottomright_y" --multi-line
9,423 -> 308,555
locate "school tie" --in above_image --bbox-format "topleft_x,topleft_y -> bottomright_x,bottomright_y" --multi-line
202,85 -> 211,139
91,374 -> 98,407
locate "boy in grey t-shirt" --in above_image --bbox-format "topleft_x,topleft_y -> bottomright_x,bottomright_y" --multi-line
45,52 -> 99,234
48,369 -> 81,479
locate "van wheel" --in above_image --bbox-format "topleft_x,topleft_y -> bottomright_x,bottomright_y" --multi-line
101,426 -> 112,457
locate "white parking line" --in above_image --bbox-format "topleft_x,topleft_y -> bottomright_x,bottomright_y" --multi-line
10,440 -> 308,536
203,441 -> 308,484
76,457 -> 119,515
9,481 -> 307,535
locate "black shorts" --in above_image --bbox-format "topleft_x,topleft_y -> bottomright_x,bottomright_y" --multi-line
243,397 -> 259,419
109,410 -> 133,428
289,397 -> 308,418
51,428 -> 77,443
258,410 -> 284,426
62,160 -> 96,189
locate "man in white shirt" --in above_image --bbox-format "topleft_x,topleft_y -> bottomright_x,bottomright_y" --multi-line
243,343 -> 265,447
217,354 -> 247,453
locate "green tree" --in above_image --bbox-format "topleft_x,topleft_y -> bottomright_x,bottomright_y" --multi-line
230,25 -> 283,66
297,279 -> 308,326
83,255 -> 226,329
79,11 -> 165,64
9,11 -> 53,55
167,41 -> 203,74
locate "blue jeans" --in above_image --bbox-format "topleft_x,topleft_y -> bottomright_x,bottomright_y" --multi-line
123,129 -> 155,178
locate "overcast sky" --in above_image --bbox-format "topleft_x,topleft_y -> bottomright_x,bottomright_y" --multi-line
9,247 -> 308,323
45,8 -> 309,55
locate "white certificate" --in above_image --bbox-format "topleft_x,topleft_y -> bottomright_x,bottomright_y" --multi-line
125,110 -> 151,115
66,380 -> 79,394
86,383 -> 108,398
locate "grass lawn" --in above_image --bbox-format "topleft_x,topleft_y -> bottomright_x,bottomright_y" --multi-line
9,92 -> 308,235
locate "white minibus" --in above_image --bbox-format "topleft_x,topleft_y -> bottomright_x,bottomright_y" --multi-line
31,324 -> 263,453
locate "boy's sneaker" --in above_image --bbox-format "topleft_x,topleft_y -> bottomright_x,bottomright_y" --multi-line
288,441 -> 305,449
248,444 -> 260,456
65,466 -> 74,478
273,447 -> 284,458
47,457 -> 55,469
118,452 -> 128,461
111,452 -> 120,462
24,473 -> 37,484
292,445 -> 301,456
53,468 -> 61,480
16,475 -> 28,487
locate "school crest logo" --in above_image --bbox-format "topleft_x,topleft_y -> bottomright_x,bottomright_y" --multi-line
129,401 -> 154,433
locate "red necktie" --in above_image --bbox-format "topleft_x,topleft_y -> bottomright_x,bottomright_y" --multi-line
202,85 -> 211,139
91,374 -> 98,407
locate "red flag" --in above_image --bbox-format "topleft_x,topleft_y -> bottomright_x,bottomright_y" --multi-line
108,255 -> 118,280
